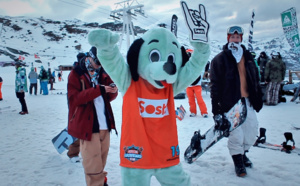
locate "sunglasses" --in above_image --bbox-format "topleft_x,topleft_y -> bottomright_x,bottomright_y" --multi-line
227,26 -> 244,35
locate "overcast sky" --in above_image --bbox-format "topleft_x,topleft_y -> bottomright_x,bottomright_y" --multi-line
0,0 -> 300,43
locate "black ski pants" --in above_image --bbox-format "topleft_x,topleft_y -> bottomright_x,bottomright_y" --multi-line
29,83 -> 37,95
16,92 -> 28,112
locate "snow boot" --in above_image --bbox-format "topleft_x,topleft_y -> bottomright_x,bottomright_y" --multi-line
232,154 -> 247,177
104,176 -> 108,186
243,151 -> 252,168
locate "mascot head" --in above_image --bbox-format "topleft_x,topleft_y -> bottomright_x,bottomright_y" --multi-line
127,27 -> 189,89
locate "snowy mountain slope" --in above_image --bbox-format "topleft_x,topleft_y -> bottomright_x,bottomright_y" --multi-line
0,15 -> 300,70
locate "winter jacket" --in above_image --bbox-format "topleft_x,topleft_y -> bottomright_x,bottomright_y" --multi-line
210,44 -> 263,115
15,67 -> 28,92
67,64 -> 118,141
28,69 -> 38,84
264,58 -> 286,83
258,56 -> 269,72
39,67 -> 49,81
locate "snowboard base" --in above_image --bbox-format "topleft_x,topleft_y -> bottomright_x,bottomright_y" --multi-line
52,127 -> 76,154
176,105 -> 186,121
184,98 -> 247,164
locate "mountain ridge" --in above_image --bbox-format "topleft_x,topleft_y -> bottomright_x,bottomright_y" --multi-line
0,15 -> 299,70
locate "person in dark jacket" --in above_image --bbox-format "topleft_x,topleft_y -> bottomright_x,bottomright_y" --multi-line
67,46 -> 118,186
39,66 -> 49,95
257,51 -> 269,82
210,26 -> 263,177
264,51 -> 286,105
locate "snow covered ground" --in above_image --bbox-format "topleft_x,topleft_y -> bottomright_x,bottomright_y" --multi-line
1,65 -> 300,186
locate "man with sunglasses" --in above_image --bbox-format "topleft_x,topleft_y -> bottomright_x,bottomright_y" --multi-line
210,26 -> 263,177
67,47 -> 118,186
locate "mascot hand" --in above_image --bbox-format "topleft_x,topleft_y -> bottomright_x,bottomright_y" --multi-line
88,29 -> 120,51
190,41 -> 210,59
180,1 -> 209,43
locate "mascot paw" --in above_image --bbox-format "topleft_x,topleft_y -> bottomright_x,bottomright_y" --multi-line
88,29 -> 120,50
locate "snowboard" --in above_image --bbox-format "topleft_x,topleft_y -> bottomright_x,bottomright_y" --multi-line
184,98 -> 247,164
254,127 -> 300,155
292,124 -> 300,130
176,105 -> 186,121
52,127 -> 77,154
50,89 -> 67,95
0,106 -> 17,113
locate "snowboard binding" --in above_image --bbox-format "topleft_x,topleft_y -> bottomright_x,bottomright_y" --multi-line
190,130 -> 205,152
184,130 -> 205,164
282,132 -> 295,153
254,127 -> 266,146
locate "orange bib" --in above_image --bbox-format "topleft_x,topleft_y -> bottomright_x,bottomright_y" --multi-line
120,78 -> 180,169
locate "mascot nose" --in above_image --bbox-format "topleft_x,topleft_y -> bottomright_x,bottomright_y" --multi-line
163,55 -> 176,75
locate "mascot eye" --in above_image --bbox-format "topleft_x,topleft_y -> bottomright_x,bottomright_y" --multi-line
149,50 -> 161,62
167,53 -> 175,63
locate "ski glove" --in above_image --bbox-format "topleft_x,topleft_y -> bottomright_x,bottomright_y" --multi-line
213,114 -> 230,137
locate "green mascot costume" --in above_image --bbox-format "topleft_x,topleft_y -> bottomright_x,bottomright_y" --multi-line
88,2 -> 210,185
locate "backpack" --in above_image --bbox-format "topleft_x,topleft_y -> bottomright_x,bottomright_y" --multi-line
41,70 -> 48,79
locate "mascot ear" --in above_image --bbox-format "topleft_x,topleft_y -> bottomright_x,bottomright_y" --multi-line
181,46 -> 189,67
127,38 -> 144,81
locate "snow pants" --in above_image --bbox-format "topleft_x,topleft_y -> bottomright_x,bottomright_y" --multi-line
121,163 -> 191,186
291,85 -> 300,102
41,81 -> 48,95
0,82 -> 2,99
265,82 -> 281,105
80,130 -> 110,186
228,98 -> 258,156
16,92 -> 28,112
186,85 -> 208,115
29,83 -> 37,95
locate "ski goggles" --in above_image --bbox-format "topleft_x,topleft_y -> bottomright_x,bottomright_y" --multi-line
227,26 -> 244,35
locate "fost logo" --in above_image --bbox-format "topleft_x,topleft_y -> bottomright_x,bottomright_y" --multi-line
138,98 -> 169,118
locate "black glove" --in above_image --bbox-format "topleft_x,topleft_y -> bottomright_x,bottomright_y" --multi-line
213,114 -> 230,137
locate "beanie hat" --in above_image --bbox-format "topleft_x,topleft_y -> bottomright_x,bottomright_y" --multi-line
87,46 -> 100,65
271,51 -> 280,59
15,61 -> 22,66
77,53 -> 85,62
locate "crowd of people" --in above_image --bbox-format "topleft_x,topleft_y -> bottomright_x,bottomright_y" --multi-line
7,62 -> 63,115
